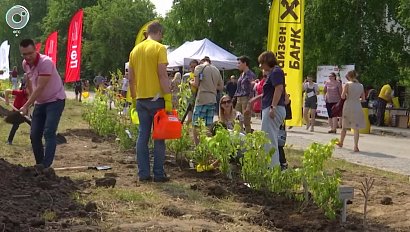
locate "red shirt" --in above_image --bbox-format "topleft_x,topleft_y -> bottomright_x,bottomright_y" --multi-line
253,78 -> 266,113
12,89 -> 28,109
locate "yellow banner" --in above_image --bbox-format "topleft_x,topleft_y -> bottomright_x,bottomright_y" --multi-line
267,0 -> 304,126
127,20 -> 158,102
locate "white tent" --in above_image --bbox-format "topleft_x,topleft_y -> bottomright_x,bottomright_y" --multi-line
167,38 -> 238,70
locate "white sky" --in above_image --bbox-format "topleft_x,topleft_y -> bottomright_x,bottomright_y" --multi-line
150,0 -> 173,17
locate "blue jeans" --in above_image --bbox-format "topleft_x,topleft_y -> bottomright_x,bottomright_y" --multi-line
261,106 -> 286,167
31,99 -> 65,167
136,98 -> 166,179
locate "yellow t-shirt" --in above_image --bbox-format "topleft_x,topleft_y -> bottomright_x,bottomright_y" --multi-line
129,39 -> 168,99
378,84 -> 392,101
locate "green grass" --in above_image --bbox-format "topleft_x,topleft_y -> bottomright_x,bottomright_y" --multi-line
82,187 -> 159,204
42,209 -> 57,222
0,99 -> 87,165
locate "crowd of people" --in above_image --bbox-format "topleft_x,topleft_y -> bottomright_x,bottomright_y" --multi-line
1,22 -> 401,184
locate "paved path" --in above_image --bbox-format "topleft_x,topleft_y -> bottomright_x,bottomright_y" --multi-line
251,118 -> 410,176
65,90 -> 410,175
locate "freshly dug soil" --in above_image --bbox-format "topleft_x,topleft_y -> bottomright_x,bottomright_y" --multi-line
0,159 -> 97,232
171,166 -> 399,232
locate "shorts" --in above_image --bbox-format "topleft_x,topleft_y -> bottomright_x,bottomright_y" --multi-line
192,104 -> 215,126
304,97 -> 317,110
325,102 -> 337,118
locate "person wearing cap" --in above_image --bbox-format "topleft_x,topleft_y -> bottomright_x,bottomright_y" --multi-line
128,21 -> 171,183
190,56 -> 223,145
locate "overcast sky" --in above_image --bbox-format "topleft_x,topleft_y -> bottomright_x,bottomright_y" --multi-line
150,0 -> 173,17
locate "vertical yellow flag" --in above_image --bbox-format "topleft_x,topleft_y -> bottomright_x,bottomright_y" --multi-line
267,0 -> 304,126
134,20 -> 158,46
127,20 -> 158,102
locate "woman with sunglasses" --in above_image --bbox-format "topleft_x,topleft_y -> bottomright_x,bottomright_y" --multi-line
248,51 -> 286,167
218,95 -> 244,132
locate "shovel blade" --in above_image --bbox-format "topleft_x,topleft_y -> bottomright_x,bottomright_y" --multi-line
4,111 -> 26,125
95,166 -> 112,171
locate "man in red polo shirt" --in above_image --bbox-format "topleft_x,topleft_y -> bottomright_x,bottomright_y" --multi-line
4,85 -> 29,145
19,39 -> 66,168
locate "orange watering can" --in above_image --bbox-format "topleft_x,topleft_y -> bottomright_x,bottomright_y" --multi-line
153,109 -> 182,140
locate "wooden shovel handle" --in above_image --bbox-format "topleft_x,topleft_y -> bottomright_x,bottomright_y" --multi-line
54,166 -> 90,171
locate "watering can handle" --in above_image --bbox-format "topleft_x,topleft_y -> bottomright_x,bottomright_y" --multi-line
155,109 -> 165,125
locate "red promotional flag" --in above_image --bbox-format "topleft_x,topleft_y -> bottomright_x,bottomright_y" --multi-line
65,9 -> 83,83
44,31 -> 58,64
35,43 -> 42,53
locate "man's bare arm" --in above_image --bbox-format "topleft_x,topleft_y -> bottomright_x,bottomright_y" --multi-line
158,63 -> 171,94
128,67 -> 136,99
21,75 -> 51,111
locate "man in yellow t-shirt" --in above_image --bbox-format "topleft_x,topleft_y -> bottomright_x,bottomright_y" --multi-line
128,22 -> 171,183
376,83 -> 393,126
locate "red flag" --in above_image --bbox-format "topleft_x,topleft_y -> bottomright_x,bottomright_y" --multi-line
44,31 -> 58,64
35,43 -> 42,53
65,9 -> 83,83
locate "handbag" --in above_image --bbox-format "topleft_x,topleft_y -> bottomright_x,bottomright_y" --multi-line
331,99 -> 345,117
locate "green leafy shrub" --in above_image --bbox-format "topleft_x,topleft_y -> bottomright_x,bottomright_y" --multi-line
188,119 -> 213,168
240,131 -> 273,190
166,124 -> 194,165
208,126 -> 240,177
83,69 -> 138,150
302,140 -> 342,219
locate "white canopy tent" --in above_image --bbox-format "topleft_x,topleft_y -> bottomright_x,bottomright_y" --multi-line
167,38 -> 238,70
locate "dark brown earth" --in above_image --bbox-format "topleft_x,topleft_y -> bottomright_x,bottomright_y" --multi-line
0,159 -> 98,232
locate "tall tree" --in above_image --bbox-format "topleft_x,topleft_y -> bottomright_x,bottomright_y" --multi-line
163,0 -> 270,68
304,0 -> 410,87
41,0 -> 98,73
82,0 -> 156,76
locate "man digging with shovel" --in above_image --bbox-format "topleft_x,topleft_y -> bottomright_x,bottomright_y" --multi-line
19,39 -> 66,168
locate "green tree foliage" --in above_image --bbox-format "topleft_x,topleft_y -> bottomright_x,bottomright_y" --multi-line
1,0 -> 156,80
82,0 -> 156,76
163,0 -> 270,68
398,0 -> 410,29
40,0 -> 98,72
0,0 -> 48,67
304,0 -> 410,87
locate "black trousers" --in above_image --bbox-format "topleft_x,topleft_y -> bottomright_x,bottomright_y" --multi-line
376,97 -> 387,126
8,123 -> 20,143
279,146 -> 286,165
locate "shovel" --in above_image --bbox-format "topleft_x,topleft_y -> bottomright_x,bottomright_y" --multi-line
0,97 -> 67,145
54,165 -> 112,171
